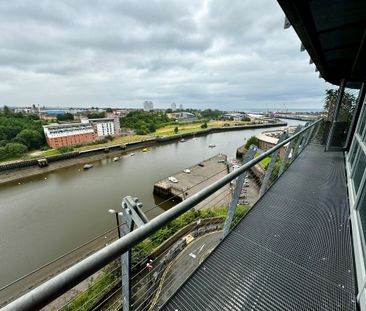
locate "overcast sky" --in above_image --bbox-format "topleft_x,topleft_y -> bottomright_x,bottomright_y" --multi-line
0,0 -> 331,110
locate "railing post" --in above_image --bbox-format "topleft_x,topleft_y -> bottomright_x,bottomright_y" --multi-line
121,203 -> 132,311
222,145 -> 256,239
291,126 -> 305,162
259,132 -> 288,198
304,124 -> 315,146
278,126 -> 301,177
298,122 -> 311,154
278,125 -> 301,177
311,121 -> 321,144
121,196 -> 149,311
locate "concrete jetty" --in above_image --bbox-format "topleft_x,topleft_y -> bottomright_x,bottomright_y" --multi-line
153,154 -> 231,209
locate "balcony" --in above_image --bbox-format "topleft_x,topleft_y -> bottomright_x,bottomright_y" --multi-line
162,143 -> 356,310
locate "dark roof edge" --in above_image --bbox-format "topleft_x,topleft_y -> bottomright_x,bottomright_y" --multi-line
277,1 -> 340,85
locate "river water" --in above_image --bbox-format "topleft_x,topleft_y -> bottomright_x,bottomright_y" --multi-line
0,119 -> 305,287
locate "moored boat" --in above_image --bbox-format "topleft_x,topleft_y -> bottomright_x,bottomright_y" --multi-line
168,176 -> 179,183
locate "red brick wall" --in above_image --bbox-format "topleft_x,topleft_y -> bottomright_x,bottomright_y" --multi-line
258,140 -> 287,158
46,133 -> 96,149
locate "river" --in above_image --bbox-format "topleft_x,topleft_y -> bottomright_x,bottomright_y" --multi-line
0,119 -> 305,288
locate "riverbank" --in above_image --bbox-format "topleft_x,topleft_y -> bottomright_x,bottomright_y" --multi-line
0,122 -> 286,185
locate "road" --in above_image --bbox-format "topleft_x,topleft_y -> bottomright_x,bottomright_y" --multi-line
151,231 -> 222,310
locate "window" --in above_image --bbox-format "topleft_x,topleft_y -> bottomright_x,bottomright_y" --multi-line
327,82 -> 362,149
350,143 -> 360,171
358,100 -> 366,137
357,182 -> 366,256
353,151 -> 366,194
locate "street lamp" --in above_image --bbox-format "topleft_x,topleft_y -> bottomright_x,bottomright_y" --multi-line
108,209 -> 123,238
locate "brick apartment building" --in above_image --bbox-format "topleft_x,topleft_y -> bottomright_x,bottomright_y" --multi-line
43,116 -> 121,149
43,123 -> 96,149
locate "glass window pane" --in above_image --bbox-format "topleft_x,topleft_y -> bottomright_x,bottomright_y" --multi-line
354,150 -> 366,193
350,143 -> 360,169
357,181 -> 366,257
357,103 -> 366,137
328,83 -> 361,149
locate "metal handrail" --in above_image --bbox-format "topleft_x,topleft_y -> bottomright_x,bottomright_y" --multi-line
1,119 -> 322,311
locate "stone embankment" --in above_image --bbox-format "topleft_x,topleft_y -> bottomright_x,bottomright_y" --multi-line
154,154 -> 230,209
0,122 -> 286,184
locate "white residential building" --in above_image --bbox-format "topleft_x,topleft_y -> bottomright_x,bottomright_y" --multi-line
88,116 -> 121,137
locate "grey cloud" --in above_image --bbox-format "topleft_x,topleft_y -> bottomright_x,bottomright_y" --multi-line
0,0 -> 327,109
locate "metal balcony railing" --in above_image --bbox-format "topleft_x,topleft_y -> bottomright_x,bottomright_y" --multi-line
1,119 -> 322,311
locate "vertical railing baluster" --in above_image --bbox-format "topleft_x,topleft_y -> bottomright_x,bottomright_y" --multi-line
259,132 -> 288,198
222,145 -> 256,239
278,125 -> 301,177
304,125 -> 315,146
311,121 -> 321,143
291,127 -> 305,162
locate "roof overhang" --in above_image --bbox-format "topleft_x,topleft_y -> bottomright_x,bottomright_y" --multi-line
278,0 -> 366,85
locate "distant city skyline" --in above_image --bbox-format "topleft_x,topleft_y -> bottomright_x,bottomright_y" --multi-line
0,1 -> 331,110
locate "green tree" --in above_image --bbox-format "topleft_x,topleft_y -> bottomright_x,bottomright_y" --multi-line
120,111 -> 170,132
200,109 -> 223,120
2,143 -> 27,159
56,113 -> 74,122
87,112 -> 105,119
323,88 -> 357,122
245,136 -> 258,149
106,108 -> 113,113
3,105 -> 11,114
174,126 -> 179,134
148,123 -> 156,133
201,122 -> 208,129
15,129 -> 44,149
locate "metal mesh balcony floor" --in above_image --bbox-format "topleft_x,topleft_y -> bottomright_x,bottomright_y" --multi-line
162,144 -> 357,311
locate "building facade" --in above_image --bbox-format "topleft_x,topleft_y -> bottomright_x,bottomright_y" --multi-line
143,101 -> 154,111
43,123 -> 96,149
255,132 -> 288,158
44,116 -> 121,148
167,111 -> 196,121
88,116 -> 121,137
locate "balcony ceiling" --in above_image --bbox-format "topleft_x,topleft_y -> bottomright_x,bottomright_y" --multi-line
278,0 -> 366,85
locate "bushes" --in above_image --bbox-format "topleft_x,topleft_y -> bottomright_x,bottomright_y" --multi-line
105,135 -> 114,142
0,143 -> 28,160
201,122 -> 208,129
15,129 -> 44,149
0,108 -> 46,160
245,136 -> 258,149
120,111 -> 170,134
57,146 -> 74,153
132,205 -> 250,264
